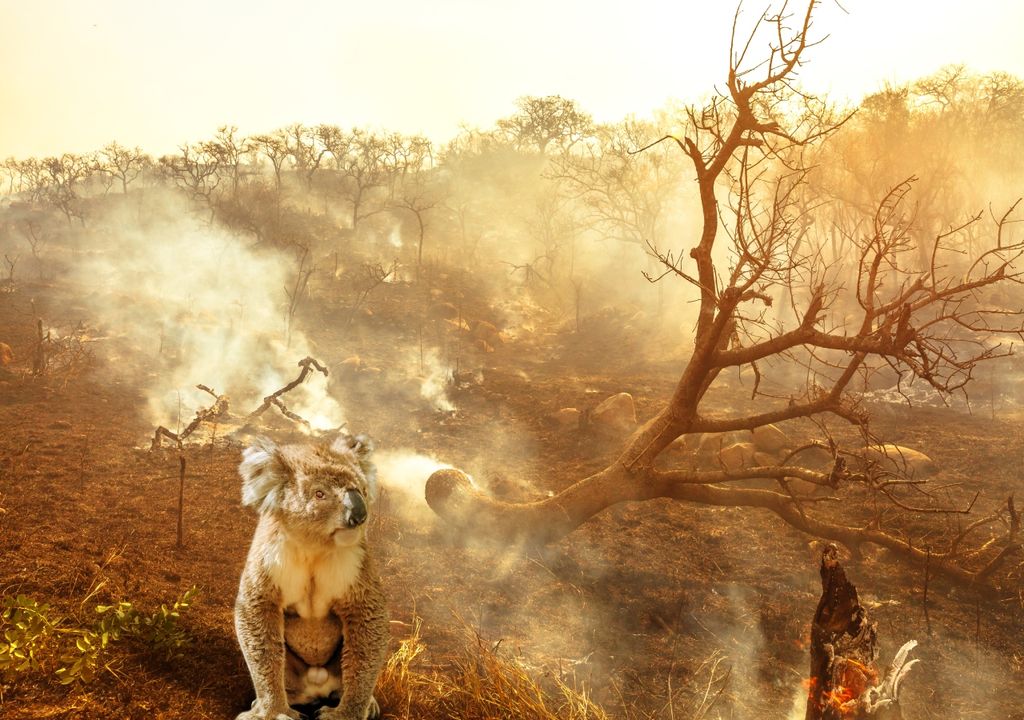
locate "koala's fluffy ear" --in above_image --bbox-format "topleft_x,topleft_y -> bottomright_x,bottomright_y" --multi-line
239,437 -> 288,512
330,433 -> 378,503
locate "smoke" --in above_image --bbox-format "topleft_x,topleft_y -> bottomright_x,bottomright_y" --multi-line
414,347 -> 456,413
79,192 -> 345,433
374,448 -> 453,521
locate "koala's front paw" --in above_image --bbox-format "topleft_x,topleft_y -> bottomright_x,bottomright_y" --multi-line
235,699 -> 301,720
316,696 -> 379,720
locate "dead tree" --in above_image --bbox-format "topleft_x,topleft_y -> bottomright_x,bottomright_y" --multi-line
152,357 -> 332,449
247,356 -> 330,430
425,1 -> 1024,590
152,384 -> 230,449
2,253 -> 17,291
284,244 -> 314,348
348,260 -> 396,325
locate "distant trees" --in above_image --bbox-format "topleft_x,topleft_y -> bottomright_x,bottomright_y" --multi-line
497,95 -> 593,154
159,144 -> 221,210
553,118 -> 683,250
96,142 -> 148,194
249,131 -> 290,196
43,154 -> 91,225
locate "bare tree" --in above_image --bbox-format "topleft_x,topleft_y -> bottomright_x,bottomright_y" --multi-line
42,154 -> 91,225
425,1 -> 1024,590
2,253 -> 17,290
4,158 -> 50,203
97,142 -> 149,194
18,218 -> 47,278
497,95 -> 594,154
335,129 -> 389,233
394,172 -> 442,278
160,143 -> 221,212
250,130 -> 291,197
285,123 -> 329,190
207,125 -> 251,198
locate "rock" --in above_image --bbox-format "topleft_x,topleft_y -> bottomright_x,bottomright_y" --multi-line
445,317 -> 471,332
667,433 -> 704,455
718,442 -> 756,471
428,302 -> 458,321
591,392 -> 637,433
753,451 -> 778,466
473,339 -> 494,353
785,477 -> 821,495
0,342 -> 12,366
862,444 -> 937,477
550,408 -> 581,431
751,424 -> 790,453
697,433 -> 745,456
471,320 -> 504,347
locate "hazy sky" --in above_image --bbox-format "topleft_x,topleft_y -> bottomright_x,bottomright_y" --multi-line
1,0 -> 1022,158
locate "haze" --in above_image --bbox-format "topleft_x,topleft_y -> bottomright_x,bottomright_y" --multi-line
2,0 -> 1023,158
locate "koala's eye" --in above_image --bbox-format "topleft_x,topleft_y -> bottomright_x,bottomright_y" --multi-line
315,490 -> 325,499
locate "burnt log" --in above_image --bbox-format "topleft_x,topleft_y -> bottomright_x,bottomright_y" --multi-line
805,544 -> 918,719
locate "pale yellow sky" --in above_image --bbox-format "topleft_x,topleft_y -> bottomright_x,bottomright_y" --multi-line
1,1 -> 1022,158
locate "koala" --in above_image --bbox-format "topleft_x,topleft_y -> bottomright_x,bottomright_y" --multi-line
234,433 -> 389,720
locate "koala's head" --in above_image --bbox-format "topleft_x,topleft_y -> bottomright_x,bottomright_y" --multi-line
239,433 -> 378,546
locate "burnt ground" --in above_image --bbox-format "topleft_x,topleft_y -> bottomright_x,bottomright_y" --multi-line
1,282 -> 1023,720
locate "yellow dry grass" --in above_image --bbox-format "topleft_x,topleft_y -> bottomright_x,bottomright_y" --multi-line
376,617 -> 611,720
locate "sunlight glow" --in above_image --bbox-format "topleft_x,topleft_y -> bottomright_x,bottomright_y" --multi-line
1,1 -> 1022,157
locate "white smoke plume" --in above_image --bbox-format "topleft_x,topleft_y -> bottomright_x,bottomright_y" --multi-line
79,193 -> 345,433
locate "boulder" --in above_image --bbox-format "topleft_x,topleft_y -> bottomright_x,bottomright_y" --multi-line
472,320 -> 504,346
591,393 -> 637,433
0,342 -> 12,366
550,408 -> 581,432
667,433 -> 704,455
751,424 -> 790,453
719,442 -> 756,471
428,302 -> 459,321
862,444 -> 937,477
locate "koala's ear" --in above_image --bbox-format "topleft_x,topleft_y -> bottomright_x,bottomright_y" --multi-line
330,433 -> 378,503
239,437 -> 288,512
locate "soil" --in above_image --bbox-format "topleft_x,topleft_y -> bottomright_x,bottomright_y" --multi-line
1,281 -> 1022,720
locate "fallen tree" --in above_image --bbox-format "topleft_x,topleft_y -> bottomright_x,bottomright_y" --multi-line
425,1 -> 1024,591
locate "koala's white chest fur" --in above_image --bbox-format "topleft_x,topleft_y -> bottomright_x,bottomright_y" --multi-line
266,534 -> 365,618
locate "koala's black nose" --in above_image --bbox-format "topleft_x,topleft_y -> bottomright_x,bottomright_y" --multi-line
344,489 -> 367,527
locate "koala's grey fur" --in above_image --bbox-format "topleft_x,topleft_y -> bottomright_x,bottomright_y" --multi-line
234,433 -> 389,720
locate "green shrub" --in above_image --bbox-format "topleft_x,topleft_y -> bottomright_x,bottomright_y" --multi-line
0,586 -> 199,687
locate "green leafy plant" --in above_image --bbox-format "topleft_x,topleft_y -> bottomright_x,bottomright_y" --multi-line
0,595 -> 55,681
0,586 -> 199,687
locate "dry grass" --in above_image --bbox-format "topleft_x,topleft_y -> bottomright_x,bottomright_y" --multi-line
376,617 -> 611,720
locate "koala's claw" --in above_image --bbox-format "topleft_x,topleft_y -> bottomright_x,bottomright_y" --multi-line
235,704 -> 302,720
366,696 -> 381,720
315,696 -> 380,720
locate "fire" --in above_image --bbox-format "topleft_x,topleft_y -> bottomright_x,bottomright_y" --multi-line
806,658 -> 880,717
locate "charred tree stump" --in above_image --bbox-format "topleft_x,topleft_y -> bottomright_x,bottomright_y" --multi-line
806,544 -> 918,719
